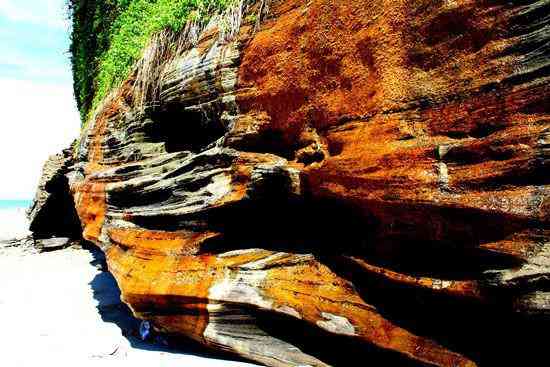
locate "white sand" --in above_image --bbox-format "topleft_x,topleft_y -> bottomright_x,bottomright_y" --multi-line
0,208 -> 31,241
0,210 -> 257,367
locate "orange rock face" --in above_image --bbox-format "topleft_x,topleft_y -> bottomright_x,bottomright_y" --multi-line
63,0 -> 549,366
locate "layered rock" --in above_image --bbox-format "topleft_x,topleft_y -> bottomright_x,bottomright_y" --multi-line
41,0 -> 550,365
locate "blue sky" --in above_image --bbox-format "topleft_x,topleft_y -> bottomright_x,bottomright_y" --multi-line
0,0 -> 80,199
0,0 -> 71,83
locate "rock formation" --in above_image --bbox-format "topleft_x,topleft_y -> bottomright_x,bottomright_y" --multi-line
28,146 -> 82,239
31,0 -> 549,366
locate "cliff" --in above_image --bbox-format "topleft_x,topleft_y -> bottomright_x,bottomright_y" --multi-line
31,0 -> 549,366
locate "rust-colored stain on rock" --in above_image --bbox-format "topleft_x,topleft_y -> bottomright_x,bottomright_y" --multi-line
52,0 -> 550,366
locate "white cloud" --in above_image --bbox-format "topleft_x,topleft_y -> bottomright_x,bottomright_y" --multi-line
0,49 -> 71,82
0,78 -> 80,199
0,0 -> 69,29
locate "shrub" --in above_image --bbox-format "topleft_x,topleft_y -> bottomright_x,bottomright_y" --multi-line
67,0 -> 239,124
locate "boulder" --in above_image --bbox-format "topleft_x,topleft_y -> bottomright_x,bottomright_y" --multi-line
35,237 -> 74,252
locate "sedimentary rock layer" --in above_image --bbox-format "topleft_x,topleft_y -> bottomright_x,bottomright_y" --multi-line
54,0 -> 550,365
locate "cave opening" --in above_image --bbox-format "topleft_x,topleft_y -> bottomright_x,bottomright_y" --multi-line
146,104 -> 226,153
29,172 -> 82,240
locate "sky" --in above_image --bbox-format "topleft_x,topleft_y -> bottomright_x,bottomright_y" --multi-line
0,0 -> 80,200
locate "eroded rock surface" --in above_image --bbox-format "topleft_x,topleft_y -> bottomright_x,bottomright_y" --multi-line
40,0 -> 550,365
28,146 -> 82,239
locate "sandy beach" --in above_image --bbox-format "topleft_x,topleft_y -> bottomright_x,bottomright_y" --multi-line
0,209 -> 257,367
0,207 -> 31,241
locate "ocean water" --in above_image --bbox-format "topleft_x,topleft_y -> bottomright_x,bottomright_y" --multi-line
0,200 -> 32,210
0,200 -> 32,241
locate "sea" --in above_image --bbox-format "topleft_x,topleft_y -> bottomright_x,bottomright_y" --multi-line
0,200 -> 32,241
0,200 -> 32,210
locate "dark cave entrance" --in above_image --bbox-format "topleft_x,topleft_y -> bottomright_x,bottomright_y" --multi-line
146,104 -> 226,153
29,172 -> 82,240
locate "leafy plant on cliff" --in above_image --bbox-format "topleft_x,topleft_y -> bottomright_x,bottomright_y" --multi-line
67,0 -> 242,124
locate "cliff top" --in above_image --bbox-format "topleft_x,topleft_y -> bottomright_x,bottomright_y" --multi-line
68,0 -> 251,123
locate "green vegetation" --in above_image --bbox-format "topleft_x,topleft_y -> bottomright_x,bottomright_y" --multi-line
67,0 -> 239,123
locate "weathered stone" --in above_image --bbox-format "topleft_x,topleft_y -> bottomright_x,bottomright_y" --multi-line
28,146 -> 82,239
37,0 -> 550,366
35,237 -> 74,252
0,235 -> 35,254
